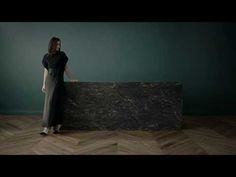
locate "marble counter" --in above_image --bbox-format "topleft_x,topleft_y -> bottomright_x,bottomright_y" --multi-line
62,82 -> 183,130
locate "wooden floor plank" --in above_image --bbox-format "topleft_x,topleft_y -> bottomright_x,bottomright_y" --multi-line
0,115 -> 235,155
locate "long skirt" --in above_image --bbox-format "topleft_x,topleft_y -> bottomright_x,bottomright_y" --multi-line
42,68 -> 64,127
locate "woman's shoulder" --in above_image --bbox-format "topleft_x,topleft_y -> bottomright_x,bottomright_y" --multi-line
42,53 -> 49,61
60,51 -> 68,59
43,53 -> 49,58
60,51 -> 66,56
59,51 -> 68,63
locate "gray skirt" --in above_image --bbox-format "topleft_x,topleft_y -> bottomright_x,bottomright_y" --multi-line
42,68 -> 64,127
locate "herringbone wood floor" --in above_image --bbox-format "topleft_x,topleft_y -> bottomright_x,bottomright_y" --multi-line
0,115 -> 235,155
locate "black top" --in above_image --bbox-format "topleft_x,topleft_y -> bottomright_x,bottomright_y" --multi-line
42,51 -> 68,71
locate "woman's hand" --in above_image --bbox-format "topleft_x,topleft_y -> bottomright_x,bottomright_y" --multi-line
69,79 -> 79,82
42,85 -> 46,93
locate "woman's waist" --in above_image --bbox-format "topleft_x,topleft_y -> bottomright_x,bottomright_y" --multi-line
48,68 -> 58,70
48,68 -> 63,72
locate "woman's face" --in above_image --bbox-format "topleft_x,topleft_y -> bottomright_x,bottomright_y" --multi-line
56,41 -> 61,51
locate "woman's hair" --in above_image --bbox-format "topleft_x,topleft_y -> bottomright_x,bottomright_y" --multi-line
48,37 -> 61,55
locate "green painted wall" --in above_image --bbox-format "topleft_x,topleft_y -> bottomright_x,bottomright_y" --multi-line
0,22 -> 235,115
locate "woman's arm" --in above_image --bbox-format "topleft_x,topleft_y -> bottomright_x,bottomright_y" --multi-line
42,68 -> 48,93
64,64 -> 79,82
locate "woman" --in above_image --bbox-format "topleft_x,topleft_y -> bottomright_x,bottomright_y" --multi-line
41,37 -> 78,135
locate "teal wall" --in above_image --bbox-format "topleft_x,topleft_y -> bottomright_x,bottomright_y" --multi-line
0,22 -> 235,115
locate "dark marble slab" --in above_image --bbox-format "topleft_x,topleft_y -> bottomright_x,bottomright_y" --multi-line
62,82 -> 183,130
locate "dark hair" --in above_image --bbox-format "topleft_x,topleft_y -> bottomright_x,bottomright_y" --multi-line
48,37 -> 61,55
